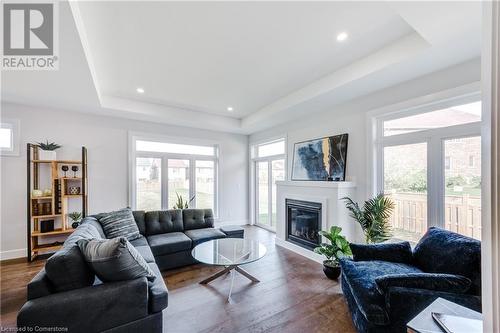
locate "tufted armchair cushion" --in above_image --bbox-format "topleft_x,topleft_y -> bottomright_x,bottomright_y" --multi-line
413,227 -> 481,295
144,210 -> 183,235
182,209 -> 214,230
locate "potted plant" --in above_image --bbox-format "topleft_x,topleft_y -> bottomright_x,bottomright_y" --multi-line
342,193 -> 395,244
68,211 -> 82,229
314,226 -> 352,280
173,192 -> 195,209
36,140 -> 61,161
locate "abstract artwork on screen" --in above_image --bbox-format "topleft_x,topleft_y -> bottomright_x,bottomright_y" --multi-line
291,133 -> 348,181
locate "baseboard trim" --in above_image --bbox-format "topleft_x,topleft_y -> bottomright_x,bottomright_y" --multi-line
0,248 -> 27,261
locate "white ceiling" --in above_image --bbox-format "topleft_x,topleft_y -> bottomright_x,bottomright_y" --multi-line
1,1 -> 482,134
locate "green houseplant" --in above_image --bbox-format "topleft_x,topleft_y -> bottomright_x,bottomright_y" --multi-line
314,226 -> 352,279
173,192 -> 195,209
68,211 -> 82,229
342,193 -> 395,244
36,140 -> 62,161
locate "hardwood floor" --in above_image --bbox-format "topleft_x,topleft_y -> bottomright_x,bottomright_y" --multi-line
0,226 -> 356,332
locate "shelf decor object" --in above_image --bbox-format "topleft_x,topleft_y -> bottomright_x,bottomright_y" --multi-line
26,144 -> 88,261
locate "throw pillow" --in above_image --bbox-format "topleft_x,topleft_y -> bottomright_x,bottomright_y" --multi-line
98,208 -> 141,241
45,245 -> 95,292
350,242 -> 413,264
77,237 -> 156,282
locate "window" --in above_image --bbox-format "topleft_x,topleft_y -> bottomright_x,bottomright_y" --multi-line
131,137 -> 218,214
252,138 -> 286,230
375,99 -> 481,242
0,120 -> 20,156
383,101 -> 481,136
384,143 -> 428,243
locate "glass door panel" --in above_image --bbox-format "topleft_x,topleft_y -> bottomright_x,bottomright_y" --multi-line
271,159 -> 285,227
384,142 -> 428,243
168,159 -> 190,209
196,160 -> 215,210
136,157 -> 162,211
444,136 -> 481,240
257,161 -> 269,226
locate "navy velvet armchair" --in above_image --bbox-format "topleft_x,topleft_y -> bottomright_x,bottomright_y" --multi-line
340,227 -> 481,333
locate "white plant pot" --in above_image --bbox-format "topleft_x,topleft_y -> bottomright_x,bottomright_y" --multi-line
38,150 -> 57,161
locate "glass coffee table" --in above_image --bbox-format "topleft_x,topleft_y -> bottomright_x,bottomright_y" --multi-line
192,238 -> 267,301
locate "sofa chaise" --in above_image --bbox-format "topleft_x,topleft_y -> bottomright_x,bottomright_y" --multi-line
340,227 -> 481,333
17,208 -> 236,333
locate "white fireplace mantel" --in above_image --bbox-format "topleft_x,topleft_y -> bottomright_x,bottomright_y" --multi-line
275,180 -> 360,263
276,180 -> 356,188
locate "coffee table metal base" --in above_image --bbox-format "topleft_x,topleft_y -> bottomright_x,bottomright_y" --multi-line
199,265 -> 260,301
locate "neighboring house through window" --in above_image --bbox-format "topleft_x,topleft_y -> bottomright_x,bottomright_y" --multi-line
130,135 -> 219,215
373,99 -> 482,242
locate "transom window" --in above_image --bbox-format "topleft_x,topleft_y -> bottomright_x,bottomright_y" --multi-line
131,137 -> 218,214
375,98 -> 482,242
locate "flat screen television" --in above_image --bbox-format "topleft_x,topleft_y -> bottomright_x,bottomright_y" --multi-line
291,133 -> 348,181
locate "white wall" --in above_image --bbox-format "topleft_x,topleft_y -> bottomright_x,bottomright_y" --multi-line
249,59 -> 481,234
0,103 -> 249,259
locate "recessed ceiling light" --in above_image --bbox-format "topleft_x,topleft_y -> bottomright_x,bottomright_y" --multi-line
227,106 -> 234,112
336,32 -> 348,42
136,87 -> 145,94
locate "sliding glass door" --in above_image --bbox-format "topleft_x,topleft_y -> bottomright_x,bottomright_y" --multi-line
256,158 -> 285,229
253,139 -> 286,231
257,161 -> 269,225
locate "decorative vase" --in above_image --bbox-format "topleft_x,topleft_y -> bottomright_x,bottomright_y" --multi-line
71,221 -> 80,229
68,186 -> 80,195
38,150 -> 56,161
322,262 -> 341,280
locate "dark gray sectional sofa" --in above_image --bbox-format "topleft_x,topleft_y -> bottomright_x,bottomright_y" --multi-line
17,208 -> 232,333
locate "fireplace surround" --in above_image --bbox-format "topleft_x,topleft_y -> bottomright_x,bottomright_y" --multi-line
275,180 -> 357,263
286,199 -> 322,250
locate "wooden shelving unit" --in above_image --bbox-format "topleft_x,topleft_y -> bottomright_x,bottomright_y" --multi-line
27,145 -> 88,261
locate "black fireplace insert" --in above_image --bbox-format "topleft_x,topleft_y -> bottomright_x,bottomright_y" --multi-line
286,199 -> 321,250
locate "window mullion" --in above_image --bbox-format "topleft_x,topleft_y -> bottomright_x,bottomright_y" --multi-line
427,136 -> 443,228
162,157 -> 168,210
268,160 -> 273,226
190,158 -> 196,208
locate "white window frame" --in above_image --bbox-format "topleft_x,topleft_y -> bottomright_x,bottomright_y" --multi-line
250,137 -> 287,231
369,89 -> 481,233
129,133 -> 219,217
0,119 -> 20,156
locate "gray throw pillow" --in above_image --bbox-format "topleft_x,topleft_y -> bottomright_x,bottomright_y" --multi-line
77,237 -> 156,282
45,245 -> 95,292
98,208 -> 141,241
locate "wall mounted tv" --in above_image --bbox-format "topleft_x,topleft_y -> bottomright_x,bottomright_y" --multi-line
291,133 -> 348,181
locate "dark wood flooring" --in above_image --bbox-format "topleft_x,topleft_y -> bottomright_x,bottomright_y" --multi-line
0,226 -> 356,332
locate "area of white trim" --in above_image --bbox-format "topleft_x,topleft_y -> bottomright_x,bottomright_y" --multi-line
276,180 -> 356,189
481,2 -> 500,331
0,248 -> 26,261
275,237 -> 323,264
